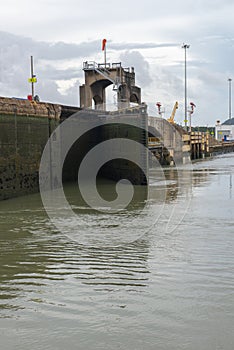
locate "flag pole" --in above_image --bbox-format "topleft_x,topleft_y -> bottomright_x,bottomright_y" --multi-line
102,39 -> 107,67
104,44 -> 106,67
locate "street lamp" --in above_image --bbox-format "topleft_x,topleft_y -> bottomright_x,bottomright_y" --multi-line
228,78 -> 232,119
182,43 -> 190,131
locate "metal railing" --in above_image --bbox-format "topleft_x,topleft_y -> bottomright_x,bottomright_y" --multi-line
83,61 -> 122,90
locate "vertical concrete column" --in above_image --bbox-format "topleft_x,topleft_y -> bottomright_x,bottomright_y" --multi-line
80,85 -> 93,109
91,83 -> 106,110
117,84 -> 130,110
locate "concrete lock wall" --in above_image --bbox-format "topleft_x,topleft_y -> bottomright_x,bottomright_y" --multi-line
62,109 -> 148,186
0,97 -> 148,201
148,116 -> 184,163
0,113 -> 59,200
100,115 -> 148,185
0,97 -> 62,200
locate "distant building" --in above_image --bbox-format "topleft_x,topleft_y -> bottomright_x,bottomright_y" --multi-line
215,118 -> 234,141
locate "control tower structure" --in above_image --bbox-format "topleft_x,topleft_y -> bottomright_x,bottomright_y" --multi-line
79,61 -> 141,110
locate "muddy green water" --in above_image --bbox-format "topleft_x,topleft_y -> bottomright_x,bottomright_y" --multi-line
0,154 -> 234,350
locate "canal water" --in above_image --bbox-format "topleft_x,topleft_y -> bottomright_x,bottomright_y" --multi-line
0,154 -> 234,350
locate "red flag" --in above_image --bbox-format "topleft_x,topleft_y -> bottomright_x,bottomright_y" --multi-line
102,39 -> 107,51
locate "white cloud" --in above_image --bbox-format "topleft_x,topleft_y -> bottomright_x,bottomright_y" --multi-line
119,51 -> 153,88
1,0 -> 234,125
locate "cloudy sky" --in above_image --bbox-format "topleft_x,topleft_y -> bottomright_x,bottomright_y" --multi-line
1,0 -> 234,125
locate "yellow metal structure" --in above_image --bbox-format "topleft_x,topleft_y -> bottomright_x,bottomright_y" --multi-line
28,77 -> 37,83
167,101 -> 178,124
148,137 -> 161,147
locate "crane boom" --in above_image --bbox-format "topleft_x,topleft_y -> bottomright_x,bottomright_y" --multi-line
167,101 -> 178,124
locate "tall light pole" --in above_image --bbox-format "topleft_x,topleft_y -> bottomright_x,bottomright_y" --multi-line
228,78 -> 232,119
182,43 -> 190,131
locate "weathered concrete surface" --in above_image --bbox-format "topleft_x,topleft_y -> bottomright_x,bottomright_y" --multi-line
101,109 -> 148,185
148,116 -> 186,163
62,107 -> 148,186
0,97 -> 61,200
80,62 -> 141,110
0,97 -> 148,201
209,141 -> 234,155
0,96 -> 61,119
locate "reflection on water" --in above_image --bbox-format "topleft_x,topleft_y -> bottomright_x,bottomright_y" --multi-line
0,154 -> 234,350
